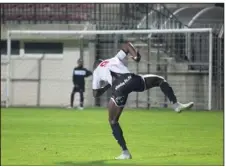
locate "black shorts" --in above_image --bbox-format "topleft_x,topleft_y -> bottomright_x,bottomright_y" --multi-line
72,85 -> 84,93
111,73 -> 145,107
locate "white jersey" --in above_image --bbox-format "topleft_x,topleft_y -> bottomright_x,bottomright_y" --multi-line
92,50 -> 130,89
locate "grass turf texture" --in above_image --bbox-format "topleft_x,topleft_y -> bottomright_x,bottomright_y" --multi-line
1,108 -> 223,166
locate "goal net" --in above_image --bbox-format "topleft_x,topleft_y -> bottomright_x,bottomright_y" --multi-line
3,28 -> 213,110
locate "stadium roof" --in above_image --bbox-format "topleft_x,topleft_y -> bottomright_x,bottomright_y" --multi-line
176,6 -> 223,33
138,5 -> 224,35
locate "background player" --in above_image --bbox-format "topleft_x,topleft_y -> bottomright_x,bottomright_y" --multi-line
92,42 -> 194,159
68,58 -> 92,110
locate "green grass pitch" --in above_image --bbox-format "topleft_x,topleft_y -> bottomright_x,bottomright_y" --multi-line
1,107 -> 223,166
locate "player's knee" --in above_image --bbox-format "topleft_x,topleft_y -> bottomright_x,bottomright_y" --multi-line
148,75 -> 166,86
158,77 -> 167,85
143,74 -> 167,87
109,119 -> 118,125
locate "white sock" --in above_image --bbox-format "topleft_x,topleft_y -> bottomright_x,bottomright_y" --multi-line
123,150 -> 130,154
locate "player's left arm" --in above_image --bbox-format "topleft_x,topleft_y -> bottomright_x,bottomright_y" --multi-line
93,84 -> 111,98
92,69 -> 112,98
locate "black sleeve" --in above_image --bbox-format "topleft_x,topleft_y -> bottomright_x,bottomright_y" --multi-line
85,69 -> 92,77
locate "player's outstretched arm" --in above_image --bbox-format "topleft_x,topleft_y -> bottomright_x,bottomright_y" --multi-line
93,84 -> 111,97
121,42 -> 141,62
85,69 -> 92,77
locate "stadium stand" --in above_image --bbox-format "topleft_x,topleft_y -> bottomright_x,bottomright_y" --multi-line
1,4 -> 94,23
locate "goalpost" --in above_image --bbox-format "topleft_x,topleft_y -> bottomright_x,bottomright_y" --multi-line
4,28 -> 213,110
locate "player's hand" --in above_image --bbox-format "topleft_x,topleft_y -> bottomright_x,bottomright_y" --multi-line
136,51 -> 141,62
130,51 -> 141,62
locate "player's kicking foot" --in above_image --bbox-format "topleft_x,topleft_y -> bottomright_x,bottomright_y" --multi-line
173,102 -> 194,113
115,150 -> 132,160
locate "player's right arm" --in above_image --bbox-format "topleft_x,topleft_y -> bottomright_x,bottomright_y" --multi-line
121,42 -> 141,62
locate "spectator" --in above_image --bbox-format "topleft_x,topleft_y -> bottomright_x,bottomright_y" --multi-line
68,58 -> 92,110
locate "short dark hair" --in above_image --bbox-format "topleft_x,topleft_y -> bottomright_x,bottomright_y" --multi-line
77,58 -> 83,64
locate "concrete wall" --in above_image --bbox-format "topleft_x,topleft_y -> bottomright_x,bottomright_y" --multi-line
1,24 -> 95,108
1,41 -> 95,107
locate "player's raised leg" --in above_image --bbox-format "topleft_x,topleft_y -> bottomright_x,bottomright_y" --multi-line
108,97 -> 132,160
142,74 -> 194,112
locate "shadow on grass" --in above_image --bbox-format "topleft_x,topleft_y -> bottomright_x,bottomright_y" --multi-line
56,154 -> 180,166
56,159 -> 136,166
